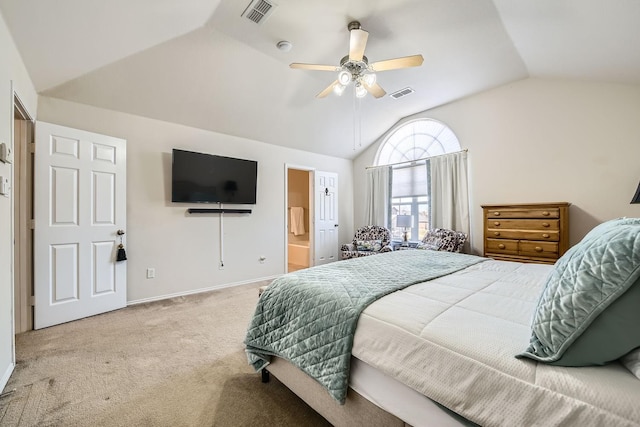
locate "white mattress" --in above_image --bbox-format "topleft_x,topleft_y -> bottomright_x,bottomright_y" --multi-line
352,260 -> 640,427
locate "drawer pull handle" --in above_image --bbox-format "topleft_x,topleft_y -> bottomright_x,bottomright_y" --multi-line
494,212 -> 501,216
494,222 -> 501,226
542,222 -> 550,227
498,244 -> 505,249
535,247 -> 543,252
542,233 -> 550,238
542,211 -> 550,216
494,232 -> 500,236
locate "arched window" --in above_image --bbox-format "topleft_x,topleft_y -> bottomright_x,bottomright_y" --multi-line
375,119 -> 461,242
376,119 -> 460,165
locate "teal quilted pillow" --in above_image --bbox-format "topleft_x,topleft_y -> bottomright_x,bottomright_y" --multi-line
517,218 -> 640,366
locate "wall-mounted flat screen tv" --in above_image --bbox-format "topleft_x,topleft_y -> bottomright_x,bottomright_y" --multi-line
171,149 -> 258,204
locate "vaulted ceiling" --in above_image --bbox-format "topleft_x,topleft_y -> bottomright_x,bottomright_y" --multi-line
1,0 -> 639,159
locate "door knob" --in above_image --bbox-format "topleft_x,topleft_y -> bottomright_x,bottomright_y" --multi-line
116,230 -> 125,236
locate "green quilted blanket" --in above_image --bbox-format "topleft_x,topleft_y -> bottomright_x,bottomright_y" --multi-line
244,249 -> 486,403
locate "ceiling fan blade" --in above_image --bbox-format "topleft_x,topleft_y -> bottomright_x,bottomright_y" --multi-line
369,55 -> 424,72
349,29 -> 369,62
363,81 -> 386,99
290,63 -> 339,71
316,80 -> 339,98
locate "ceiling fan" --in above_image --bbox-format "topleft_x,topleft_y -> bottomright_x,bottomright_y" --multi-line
290,21 -> 424,99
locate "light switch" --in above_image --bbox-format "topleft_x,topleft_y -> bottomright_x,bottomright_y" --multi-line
0,143 -> 12,164
0,176 -> 9,196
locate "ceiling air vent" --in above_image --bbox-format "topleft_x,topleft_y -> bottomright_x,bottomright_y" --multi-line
390,87 -> 415,99
241,0 -> 277,25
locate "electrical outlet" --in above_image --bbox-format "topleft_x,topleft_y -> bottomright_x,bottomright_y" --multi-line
146,268 -> 156,279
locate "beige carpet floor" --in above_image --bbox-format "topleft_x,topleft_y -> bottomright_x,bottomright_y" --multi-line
0,281 -> 331,427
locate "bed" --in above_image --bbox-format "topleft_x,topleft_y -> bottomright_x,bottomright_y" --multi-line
245,219 -> 640,427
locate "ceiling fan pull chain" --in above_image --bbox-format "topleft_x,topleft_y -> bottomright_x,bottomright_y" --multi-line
358,97 -> 362,148
353,88 -> 357,151
352,89 -> 363,151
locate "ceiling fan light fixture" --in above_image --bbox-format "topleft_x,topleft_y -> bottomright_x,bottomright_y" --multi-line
333,84 -> 346,96
290,21 -> 422,100
362,73 -> 376,86
338,70 -> 352,85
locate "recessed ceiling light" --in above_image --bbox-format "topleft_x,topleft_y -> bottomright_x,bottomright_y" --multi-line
276,40 -> 292,52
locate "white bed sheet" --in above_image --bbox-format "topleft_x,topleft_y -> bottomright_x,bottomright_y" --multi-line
351,260 -> 640,427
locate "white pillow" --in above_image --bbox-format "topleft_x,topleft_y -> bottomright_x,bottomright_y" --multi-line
621,348 -> 640,379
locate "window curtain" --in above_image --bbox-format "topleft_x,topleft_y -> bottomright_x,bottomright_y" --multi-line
364,166 -> 392,227
429,151 -> 470,236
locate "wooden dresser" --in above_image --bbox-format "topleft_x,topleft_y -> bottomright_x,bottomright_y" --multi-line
482,202 -> 570,264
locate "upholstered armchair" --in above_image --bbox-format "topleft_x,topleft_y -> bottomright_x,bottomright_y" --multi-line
417,228 -> 467,253
341,225 -> 393,260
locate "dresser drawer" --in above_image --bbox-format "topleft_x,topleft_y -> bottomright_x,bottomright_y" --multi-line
486,208 -> 560,219
486,238 -> 519,255
482,203 -> 569,264
488,219 -> 559,231
486,229 -> 559,241
519,241 -> 558,259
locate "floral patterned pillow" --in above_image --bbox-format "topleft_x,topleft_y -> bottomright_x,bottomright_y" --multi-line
356,240 -> 383,252
416,242 -> 439,251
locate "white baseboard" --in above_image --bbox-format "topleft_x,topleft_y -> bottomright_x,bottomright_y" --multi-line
0,362 -> 15,393
127,274 -> 281,306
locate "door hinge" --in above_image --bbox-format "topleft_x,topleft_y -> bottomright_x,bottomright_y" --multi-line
29,295 -> 35,306
29,219 -> 35,229
28,142 -> 35,154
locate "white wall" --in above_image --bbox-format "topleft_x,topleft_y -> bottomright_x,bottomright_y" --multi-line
0,11 -> 38,390
354,78 -> 640,254
37,97 -> 354,303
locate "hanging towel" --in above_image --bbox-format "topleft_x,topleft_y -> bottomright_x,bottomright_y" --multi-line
290,207 -> 305,236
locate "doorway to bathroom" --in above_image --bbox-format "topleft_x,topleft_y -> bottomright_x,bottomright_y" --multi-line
286,167 -> 313,272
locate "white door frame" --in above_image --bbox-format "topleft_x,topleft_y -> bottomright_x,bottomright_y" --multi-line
13,92 -> 35,333
284,164 -> 315,273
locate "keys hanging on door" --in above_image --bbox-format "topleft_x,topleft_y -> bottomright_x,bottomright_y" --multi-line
116,230 -> 127,261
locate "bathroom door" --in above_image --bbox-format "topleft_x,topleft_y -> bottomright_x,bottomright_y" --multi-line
314,171 -> 338,265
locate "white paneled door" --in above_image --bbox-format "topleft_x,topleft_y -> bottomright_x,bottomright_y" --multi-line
314,171 -> 338,265
34,122 -> 126,329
